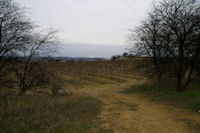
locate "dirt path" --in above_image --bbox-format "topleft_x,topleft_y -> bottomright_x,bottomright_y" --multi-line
75,78 -> 200,133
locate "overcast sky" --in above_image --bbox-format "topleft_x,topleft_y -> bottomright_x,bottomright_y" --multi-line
15,0 -> 154,58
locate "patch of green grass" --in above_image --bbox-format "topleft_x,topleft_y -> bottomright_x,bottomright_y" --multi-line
0,95 -> 102,133
123,81 -> 200,111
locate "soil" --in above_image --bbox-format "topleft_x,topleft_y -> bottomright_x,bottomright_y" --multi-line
75,77 -> 200,133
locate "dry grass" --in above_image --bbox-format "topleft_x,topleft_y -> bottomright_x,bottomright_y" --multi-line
0,94 -> 103,133
1,59 -> 200,132
123,79 -> 200,111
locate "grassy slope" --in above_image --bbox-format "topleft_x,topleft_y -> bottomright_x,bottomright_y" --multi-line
0,95 -> 102,133
123,80 -> 200,111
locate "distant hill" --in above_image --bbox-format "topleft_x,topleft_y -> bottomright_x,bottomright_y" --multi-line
41,57 -> 106,62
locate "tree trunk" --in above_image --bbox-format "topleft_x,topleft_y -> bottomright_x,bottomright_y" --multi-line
177,75 -> 183,92
0,25 -> 1,44
20,54 -> 32,94
176,42 -> 184,92
182,58 -> 195,91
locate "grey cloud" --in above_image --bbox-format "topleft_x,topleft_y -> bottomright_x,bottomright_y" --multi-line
15,0 -> 156,57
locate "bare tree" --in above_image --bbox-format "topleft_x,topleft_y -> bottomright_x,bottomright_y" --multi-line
129,0 -> 200,91
12,29 -> 58,94
153,0 -> 200,91
128,12 -> 171,81
0,0 -> 34,86
0,0 -> 59,93
0,0 -> 33,68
